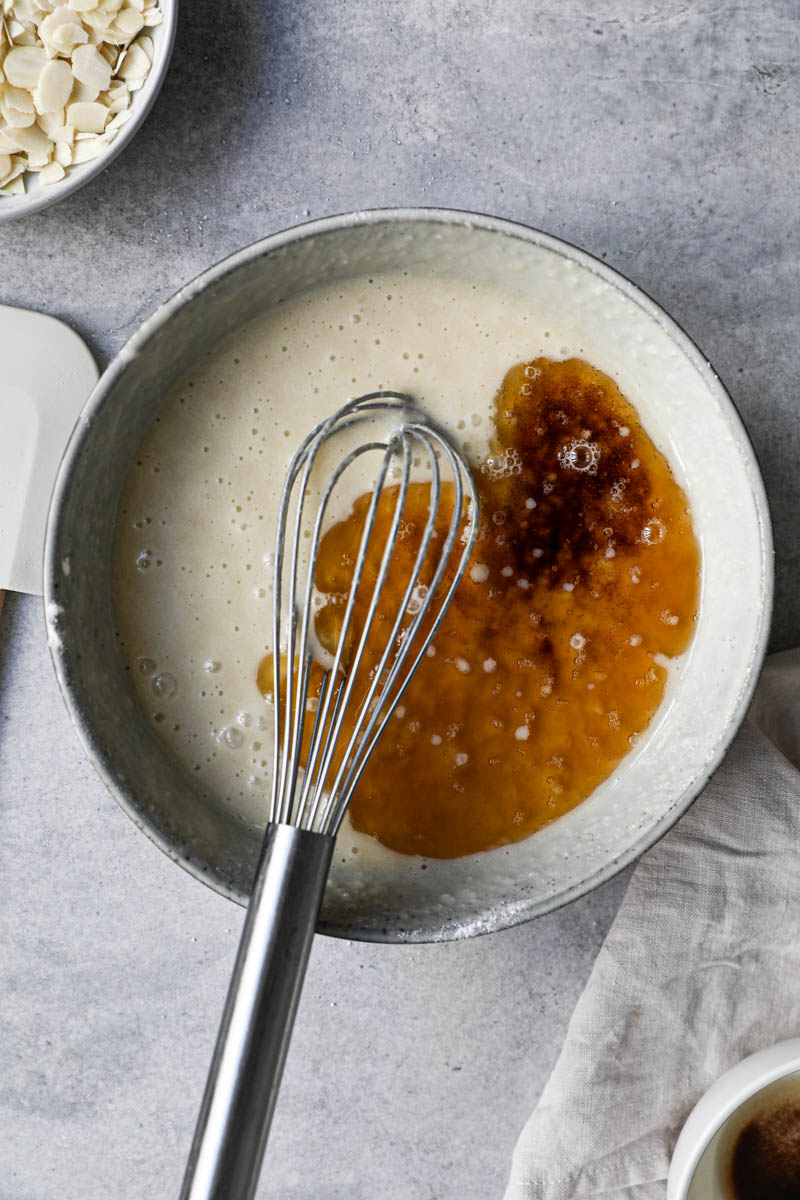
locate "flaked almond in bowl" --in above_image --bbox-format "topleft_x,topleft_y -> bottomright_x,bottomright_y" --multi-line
0,0 -> 176,219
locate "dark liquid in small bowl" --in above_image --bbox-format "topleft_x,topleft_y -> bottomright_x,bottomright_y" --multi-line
730,1098 -> 800,1200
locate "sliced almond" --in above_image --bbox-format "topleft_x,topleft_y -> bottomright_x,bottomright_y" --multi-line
70,79 -> 99,102
114,37 -> 146,79
0,84 -> 36,127
10,0 -> 40,21
3,44 -> 48,88
2,119 -> 52,157
134,32 -> 151,60
65,97 -> 106,131
71,131 -> 104,160
54,134 -> 72,163
105,104 -> 129,129
2,109 -> 36,128
39,158 -> 64,183
80,7 -> 114,29
0,174 -> 26,194
50,18 -> 87,49
8,2 -> 37,26
68,0 -> 100,9
111,5 -> 140,34
51,121 -> 74,142
33,57 -> 73,111
71,41 -> 112,89
36,105 -> 64,132
2,84 -> 35,113
0,153 -> 27,186
106,85 -> 128,112
0,151 -> 11,178
38,4 -> 76,36
27,146 -> 52,167
39,4 -> 89,52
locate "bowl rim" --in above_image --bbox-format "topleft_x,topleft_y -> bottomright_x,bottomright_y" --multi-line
0,0 -> 178,223
43,206 -> 775,941
666,1038 -> 800,1199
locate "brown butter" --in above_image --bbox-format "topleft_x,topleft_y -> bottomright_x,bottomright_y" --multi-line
731,1099 -> 800,1200
259,357 -> 701,858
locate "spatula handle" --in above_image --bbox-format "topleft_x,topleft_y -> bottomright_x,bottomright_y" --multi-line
180,823 -> 334,1200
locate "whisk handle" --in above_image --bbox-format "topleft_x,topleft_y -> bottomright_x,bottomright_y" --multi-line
180,822 -> 335,1200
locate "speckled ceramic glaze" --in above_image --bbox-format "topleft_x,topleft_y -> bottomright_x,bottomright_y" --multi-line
43,209 -> 773,942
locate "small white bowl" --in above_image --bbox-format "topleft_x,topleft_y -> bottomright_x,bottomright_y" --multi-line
0,0 -> 177,222
668,1040 -> 800,1199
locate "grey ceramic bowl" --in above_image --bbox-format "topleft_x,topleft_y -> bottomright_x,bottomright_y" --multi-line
44,209 -> 773,942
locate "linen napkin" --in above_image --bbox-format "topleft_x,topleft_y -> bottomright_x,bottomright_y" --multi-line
504,648 -> 800,1200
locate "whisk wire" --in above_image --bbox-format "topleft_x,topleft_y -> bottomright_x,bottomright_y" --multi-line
321,431 -> 444,827
307,435 -> 415,827
303,671 -> 347,831
293,667 -> 331,828
270,393 -> 406,822
285,440 -> 390,825
327,427 -> 478,832
292,437 -> 399,827
279,421 -> 356,821
270,399 -> 380,820
270,391 -> 479,837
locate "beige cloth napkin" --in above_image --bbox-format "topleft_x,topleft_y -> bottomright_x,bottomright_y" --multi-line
504,649 -> 800,1200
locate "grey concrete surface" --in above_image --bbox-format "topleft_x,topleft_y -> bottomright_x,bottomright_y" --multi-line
1,1 -> 798,1197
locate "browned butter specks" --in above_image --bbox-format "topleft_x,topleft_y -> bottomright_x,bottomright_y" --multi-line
259,357 -> 701,858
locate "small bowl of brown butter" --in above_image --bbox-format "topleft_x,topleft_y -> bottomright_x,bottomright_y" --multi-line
668,1040 -> 800,1200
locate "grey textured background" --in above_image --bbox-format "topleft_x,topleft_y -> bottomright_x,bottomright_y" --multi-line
1,2 -> 797,1197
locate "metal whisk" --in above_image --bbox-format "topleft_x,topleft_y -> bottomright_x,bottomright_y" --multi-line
181,392 -> 479,1200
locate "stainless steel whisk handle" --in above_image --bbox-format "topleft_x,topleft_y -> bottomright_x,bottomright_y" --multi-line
180,823 -> 334,1200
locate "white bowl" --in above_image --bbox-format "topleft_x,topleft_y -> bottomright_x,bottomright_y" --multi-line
668,1039 -> 800,1199
0,0 -> 177,222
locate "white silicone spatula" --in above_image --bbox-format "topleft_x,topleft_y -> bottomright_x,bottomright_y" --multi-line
0,304 -> 98,613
